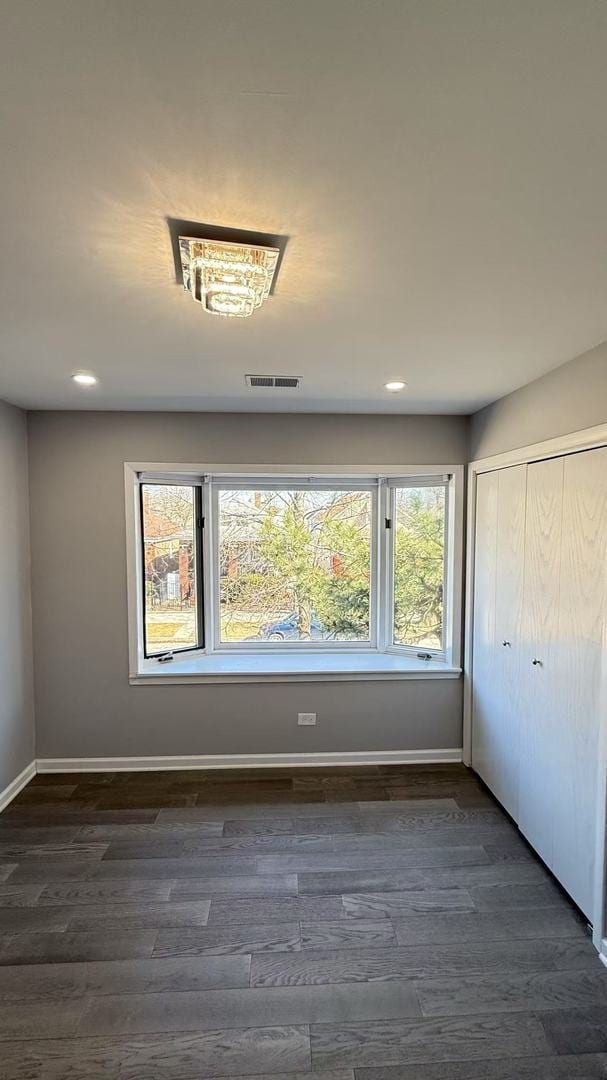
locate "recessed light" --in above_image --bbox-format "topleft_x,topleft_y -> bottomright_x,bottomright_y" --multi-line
384,380 -> 407,392
72,373 -> 98,386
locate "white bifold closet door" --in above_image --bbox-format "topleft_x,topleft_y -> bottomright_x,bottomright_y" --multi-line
517,456 -> 565,871
476,448 -> 607,920
472,464 -> 526,820
551,447 -> 607,916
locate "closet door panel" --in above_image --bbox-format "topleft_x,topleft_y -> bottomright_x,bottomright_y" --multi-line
518,456 -> 564,869
493,464 -> 527,819
552,446 -> 607,917
471,471 -> 499,792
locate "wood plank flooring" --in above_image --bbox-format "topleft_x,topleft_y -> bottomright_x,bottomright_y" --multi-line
0,763 -> 606,1079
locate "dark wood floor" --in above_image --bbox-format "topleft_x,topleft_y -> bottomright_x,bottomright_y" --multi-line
1,763 -> 606,1079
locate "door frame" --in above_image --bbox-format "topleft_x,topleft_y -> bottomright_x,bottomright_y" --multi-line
464,422 -> 607,954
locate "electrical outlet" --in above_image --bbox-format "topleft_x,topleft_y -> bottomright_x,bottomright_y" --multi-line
298,712 -> 316,726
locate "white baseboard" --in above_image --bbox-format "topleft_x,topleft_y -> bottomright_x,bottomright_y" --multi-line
36,748 -> 463,773
0,760 -> 36,812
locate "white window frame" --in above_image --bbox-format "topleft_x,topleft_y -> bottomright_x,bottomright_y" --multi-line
125,462 -> 464,677
138,478 -> 205,660
382,475 -> 452,661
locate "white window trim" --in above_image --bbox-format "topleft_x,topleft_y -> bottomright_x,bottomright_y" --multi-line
125,462 -> 464,682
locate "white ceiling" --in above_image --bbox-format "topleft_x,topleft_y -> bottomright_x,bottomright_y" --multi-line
1,0 -> 607,414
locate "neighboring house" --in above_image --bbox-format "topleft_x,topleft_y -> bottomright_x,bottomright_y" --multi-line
143,507 -> 194,608
220,494 -> 269,579
219,491 -> 360,581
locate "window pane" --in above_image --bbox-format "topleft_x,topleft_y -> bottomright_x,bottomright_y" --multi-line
218,488 -> 372,643
141,484 -> 199,655
393,485 -> 446,649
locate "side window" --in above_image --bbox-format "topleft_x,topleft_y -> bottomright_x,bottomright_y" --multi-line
140,483 -> 203,657
391,483 -> 447,652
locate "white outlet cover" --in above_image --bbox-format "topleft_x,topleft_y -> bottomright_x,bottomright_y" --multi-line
298,713 -> 317,725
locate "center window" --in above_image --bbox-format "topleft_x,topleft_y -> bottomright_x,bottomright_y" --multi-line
216,486 -> 373,645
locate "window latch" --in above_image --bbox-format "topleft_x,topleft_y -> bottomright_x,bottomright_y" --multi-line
385,517 -> 392,529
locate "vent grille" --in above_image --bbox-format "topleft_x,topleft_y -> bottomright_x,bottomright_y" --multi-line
245,374 -> 302,389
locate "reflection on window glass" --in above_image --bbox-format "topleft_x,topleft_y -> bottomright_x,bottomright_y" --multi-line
393,486 -> 445,649
141,484 -> 198,654
218,488 -> 372,643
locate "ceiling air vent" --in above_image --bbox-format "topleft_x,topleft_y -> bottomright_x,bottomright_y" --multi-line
245,375 -> 302,389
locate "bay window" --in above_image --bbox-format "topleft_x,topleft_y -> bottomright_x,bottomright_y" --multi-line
127,466 -> 461,679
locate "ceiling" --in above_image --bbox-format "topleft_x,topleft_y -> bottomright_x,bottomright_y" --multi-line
1,0 -> 606,414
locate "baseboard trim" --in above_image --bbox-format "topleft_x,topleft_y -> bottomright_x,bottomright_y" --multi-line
0,761 -> 36,812
36,748 -> 463,773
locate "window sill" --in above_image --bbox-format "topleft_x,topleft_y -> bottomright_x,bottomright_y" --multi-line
130,651 -> 462,685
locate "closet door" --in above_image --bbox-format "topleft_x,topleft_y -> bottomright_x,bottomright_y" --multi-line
472,466 -> 527,817
471,472 -> 499,794
517,456 -> 564,869
551,447 -> 607,917
492,464 -> 527,819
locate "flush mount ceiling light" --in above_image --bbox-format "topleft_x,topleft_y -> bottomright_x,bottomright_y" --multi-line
384,380 -> 407,392
72,373 -> 98,386
179,236 -> 280,318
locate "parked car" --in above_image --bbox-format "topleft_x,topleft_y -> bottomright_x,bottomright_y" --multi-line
258,613 -> 328,641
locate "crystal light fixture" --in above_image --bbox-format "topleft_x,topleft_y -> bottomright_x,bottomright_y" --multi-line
179,236 -> 280,318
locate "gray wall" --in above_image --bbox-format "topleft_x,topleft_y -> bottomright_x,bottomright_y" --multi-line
0,400 -> 35,791
27,411 -> 467,760
470,341 -> 607,459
